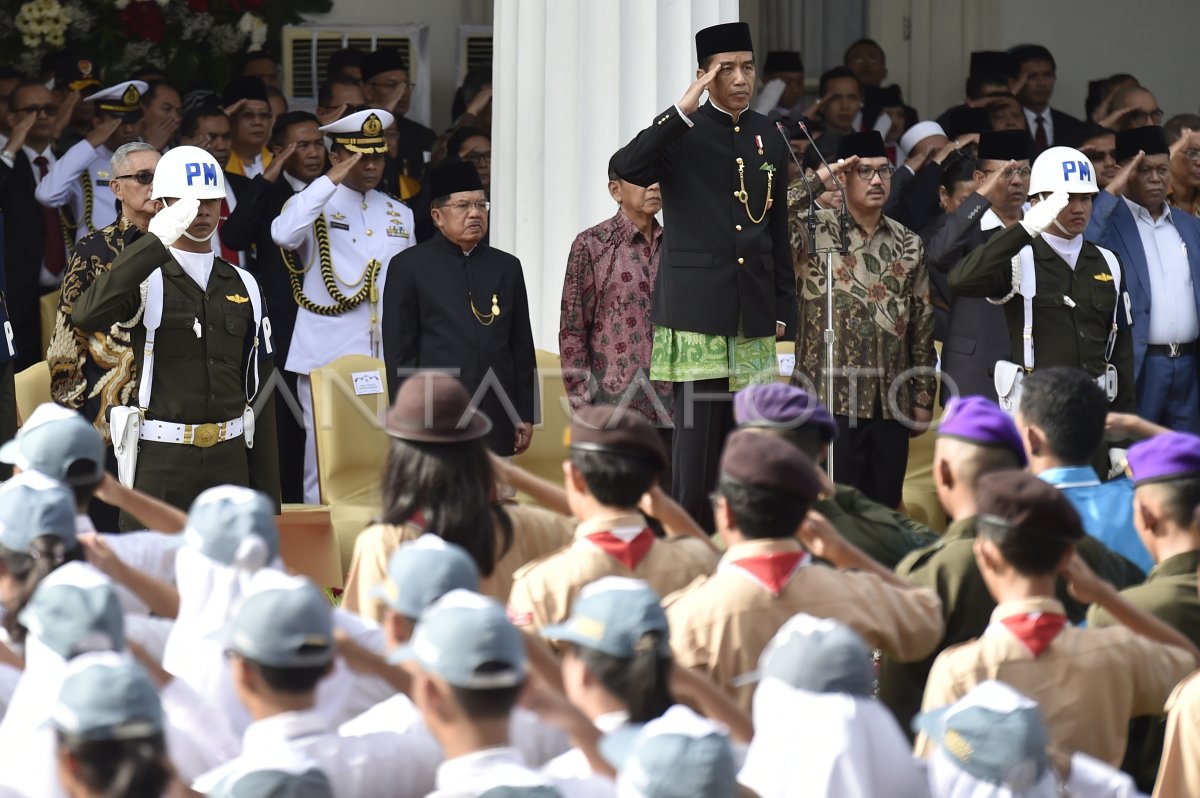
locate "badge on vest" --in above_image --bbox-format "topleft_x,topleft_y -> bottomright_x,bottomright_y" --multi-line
1093,273 -> 1114,282
226,293 -> 250,305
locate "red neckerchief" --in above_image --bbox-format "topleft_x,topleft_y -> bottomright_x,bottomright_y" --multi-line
726,551 -> 811,597
408,508 -> 426,529
1000,612 -> 1068,657
586,528 -> 656,571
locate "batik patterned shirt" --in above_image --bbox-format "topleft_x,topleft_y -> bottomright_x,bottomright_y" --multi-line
559,210 -> 673,426
787,177 -> 936,420
48,216 -> 142,443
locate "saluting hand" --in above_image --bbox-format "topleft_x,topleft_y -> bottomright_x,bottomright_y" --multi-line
263,142 -> 296,183
677,62 -> 722,117
979,159 -> 1017,206
1059,552 -> 1113,606
85,115 -> 123,148
5,111 -> 36,155
1106,150 -> 1144,197
325,152 -> 362,185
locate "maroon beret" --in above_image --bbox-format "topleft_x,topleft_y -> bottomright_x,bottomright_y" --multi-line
976,470 -> 1084,541
719,429 -> 823,502
569,405 -> 667,474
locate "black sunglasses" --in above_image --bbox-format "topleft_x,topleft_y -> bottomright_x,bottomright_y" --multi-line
113,170 -> 154,185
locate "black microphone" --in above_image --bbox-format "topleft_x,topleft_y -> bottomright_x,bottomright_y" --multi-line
793,120 -> 850,255
777,121 -> 819,256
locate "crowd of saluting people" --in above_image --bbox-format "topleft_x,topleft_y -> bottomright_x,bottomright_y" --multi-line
0,16 -> 1199,798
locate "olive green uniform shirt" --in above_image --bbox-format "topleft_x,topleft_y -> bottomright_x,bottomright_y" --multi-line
815,483 -> 938,569
72,235 -> 280,520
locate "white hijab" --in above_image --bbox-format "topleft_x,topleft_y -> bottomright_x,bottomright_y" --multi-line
739,678 -> 927,798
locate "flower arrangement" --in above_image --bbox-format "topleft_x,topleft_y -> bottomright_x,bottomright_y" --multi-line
0,0 -> 331,89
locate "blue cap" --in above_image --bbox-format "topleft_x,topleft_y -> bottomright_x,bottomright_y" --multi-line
938,395 -> 1028,466
183,485 -> 279,568
390,589 -> 527,689
221,573 -> 334,668
211,769 -> 335,798
18,562 -> 124,658
368,534 -> 480,619
602,705 -> 736,798
51,652 -> 163,741
477,789 -> 561,798
540,576 -> 669,658
733,383 -> 837,442
915,680 -> 1049,790
0,470 -> 78,553
1127,431 -> 1200,485
730,613 -> 873,695
0,403 -> 105,485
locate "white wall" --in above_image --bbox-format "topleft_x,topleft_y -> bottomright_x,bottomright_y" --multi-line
874,0 -> 1200,124
308,0 -> 493,130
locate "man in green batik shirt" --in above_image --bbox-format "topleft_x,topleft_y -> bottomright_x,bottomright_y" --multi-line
788,130 -> 936,508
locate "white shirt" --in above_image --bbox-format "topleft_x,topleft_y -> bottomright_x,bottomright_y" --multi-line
542,711 -> 627,785
241,152 -> 264,179
1123,196 -> 1200,344
1042,230 -> 1084,271
169,246 -> 215,290
34,139 -> 118,243
271,175 -> 415,373
1023,107 -> 1054,147
195,708 -> 441,798
431,747 -> 563,798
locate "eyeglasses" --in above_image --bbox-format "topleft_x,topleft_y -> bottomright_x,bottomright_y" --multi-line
442,200 -> 490,214
852,165 -> 895,181
15,104 -> 57,116
1182,149 -> 1200,163
112,170 -> 154,185
1135,164 -> 1172,178
1128,109 -> 1166,124
1081,149 -> 1116,163
462,151 -> 491,165
982,166 -> 1033,178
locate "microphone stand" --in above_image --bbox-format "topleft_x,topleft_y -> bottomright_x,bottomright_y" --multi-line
779,121 -> 847,480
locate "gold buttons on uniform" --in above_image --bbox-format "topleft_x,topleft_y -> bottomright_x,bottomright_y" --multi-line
734,125 -> 741,132
737,257 -> 745,265
361,202 -> 368,210
366,229 -> 373,236
736,224 -> 743,231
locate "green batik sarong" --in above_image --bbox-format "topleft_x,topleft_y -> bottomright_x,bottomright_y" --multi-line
649,326 -> 777,391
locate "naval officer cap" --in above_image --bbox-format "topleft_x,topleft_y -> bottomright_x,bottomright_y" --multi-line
428,160 -> 485,202
719,429 -> 824,502
978,130 -> 1032,162
52,652 -> 163,742
319,108 -> 394,155
695,22 -> 754,61
733,383 -> 837,442
1126,431 -> 1200,486
937,395 -> 1028,466
55,56 -> 101,93
569,405 -> 668,475
0,402 -> 105,486
86,80 -> 148,121
1116,125 -> 1170,163
836,130 -> 887,160
369,534 -> 480,620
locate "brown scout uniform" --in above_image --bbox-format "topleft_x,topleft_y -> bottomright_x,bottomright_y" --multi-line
507,512 -> 717,633
664,536 -> 944,711
916,596 -> 1195,766
1154,669 -> 1200,797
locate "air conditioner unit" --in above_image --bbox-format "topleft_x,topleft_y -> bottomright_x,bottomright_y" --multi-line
456,24 -> 493,84
281,24 -> 431,128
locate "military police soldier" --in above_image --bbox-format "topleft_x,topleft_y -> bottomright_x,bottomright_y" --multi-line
73,145 -> 279,528
950,145 -> 1136,417
36,80 -> 147,247
271,107 -> 415,504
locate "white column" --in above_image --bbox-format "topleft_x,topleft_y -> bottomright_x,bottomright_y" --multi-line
491,0 -> 740,352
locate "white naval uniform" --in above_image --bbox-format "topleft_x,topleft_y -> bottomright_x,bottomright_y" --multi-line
270,175 -> 415,502
33,139 -> 118,245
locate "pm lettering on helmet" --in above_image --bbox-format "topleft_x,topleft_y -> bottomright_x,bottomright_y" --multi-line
184,162 -> 219,187
1062,160 -> 1091,183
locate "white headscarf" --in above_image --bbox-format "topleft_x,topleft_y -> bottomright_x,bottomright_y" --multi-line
738,678 -> 927,798
927,747 -> 1059,798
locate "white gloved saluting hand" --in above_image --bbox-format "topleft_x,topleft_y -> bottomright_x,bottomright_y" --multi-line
1019,190 -> 1070,238
148,197 -> 199,247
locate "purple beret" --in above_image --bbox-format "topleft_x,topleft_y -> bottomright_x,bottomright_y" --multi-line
937,396 -> 1027,466
733,384 -> 837,442
1126,431 -> 1200,486
719,429 -> 823,502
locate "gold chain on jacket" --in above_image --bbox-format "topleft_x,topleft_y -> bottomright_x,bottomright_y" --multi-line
57,173 -> 96,245
280,214 -> 380,317
734,157 -> 774,224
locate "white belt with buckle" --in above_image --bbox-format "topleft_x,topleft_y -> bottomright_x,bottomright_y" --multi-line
140,417 -> 244,448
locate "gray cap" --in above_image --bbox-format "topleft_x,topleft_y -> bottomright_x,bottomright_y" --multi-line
18,562 -> 124,658
0,470 -> 78,553
541,576 -> 669,658
731,613 -> 874,695
222,573 -> 334,668
213,769 -> 335,798
184,485 -> 280,568
477,788 -> 561,798
0,403 -> 104,486
602,705 -> 736,798
51,652 -> 163,740
390,589 -> 527,689
915,680 -> 1050,790
368,534 -> 480,619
